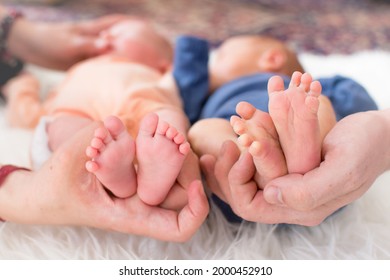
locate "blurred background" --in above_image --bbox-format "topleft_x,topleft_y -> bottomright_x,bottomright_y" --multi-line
3,0 -> 390,54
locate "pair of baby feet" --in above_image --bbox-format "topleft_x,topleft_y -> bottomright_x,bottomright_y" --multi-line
231,71 -> 323,187
85,113 -> 190,205
85,71 -> 324,203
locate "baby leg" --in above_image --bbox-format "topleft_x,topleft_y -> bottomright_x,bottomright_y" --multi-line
188,118 -> 238,158
231,102 -> 287,188
136,113 -> 190,206
47,115 -> 93,151
85,116 -> 137,198
268,72 -> 323,174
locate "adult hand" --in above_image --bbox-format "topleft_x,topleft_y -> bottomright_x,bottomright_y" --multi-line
263,110 -> 390,220
8,14 -> 129,70
201,110 -> 390,226
200,141 -> 317,225
0,122 -> 209,242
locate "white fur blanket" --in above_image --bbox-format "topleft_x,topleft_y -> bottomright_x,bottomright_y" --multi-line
1,51 -> 390,259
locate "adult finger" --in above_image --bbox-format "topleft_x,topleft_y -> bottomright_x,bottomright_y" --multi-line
212,141 -> 241,205
224,184 -> 336,226
199,154 -> 226,201
199,149 -> 346,226
77,14 -> 130,35
262,155 -> 357,211
226,151 -> 259,216
109,180 -> 209,242
71,15 -> 132,58
227,175 -> 344,226
142,180 -> 209,242
176,180 -> 210,241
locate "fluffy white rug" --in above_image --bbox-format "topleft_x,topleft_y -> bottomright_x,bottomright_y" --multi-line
0,51 -> 390,259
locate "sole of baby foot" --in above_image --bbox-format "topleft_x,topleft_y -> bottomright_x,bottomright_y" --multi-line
268,72 -> 322,174
136,113 -> 190,206
85,115 -> 137,198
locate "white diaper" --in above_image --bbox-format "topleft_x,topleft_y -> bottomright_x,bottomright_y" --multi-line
30,116 -> 53,170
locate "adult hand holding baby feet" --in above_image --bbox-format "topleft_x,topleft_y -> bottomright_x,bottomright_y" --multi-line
229,71 -> 324,189
45,120 -> 207,242
202,72 -> 337,224
85,113 -> 191,207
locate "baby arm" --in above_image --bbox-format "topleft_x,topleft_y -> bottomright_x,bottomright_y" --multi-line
4,73 -> 43,128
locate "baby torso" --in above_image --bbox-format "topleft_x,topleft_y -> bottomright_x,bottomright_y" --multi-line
48,55 -> 163,120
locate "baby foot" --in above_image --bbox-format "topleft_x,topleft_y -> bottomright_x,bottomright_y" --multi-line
231,101 -> 287,188
136,113 -> 191,206
268,71 -> 322,174
85,116 -> 137,198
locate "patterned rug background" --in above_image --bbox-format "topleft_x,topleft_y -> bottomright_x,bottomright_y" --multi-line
4,0 -> 390,54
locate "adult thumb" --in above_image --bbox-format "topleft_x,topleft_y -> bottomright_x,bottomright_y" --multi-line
263,173 -> 317,211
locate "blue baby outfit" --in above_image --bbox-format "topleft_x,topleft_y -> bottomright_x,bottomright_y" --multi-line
173,36 -> 378,223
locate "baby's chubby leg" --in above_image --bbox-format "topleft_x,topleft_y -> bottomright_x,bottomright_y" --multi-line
47,115 -> 93,151
136,113 -> 191,206
85,116 -> 137,198
188,118 -> 238,159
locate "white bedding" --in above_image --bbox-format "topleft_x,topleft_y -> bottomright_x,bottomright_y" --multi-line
0,51 -> 390,259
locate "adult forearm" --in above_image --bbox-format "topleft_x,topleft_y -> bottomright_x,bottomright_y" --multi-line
6,16 -> 35,62
0,7 -> 25,86
0,6 -> 25,58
